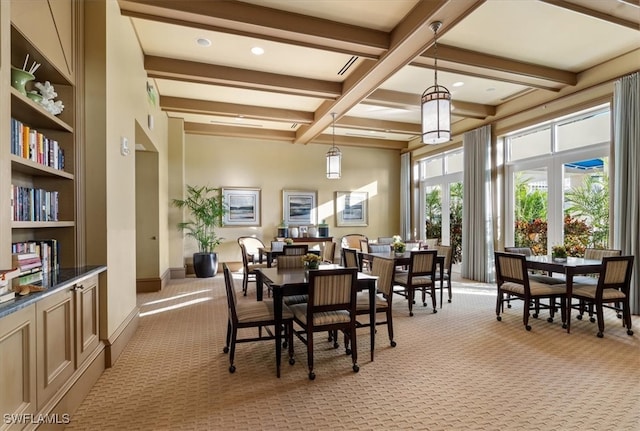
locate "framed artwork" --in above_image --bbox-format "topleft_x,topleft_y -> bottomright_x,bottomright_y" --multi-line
335,191 -> 368,226
222,187 -> 261,226
282,190 -> 317,226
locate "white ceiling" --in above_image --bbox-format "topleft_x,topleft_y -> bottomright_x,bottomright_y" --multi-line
118,0 -> 640,150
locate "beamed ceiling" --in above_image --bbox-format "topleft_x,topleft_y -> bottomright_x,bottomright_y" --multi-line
118,0 -> 640,151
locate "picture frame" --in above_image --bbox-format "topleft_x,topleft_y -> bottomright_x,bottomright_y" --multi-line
222,187 -> 261,226
335,191 -> 368,226
282,190 -> 317,226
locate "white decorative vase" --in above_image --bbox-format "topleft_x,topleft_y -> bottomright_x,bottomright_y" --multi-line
290,227 -> 299,238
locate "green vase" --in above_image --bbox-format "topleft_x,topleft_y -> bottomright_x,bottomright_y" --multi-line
11,67 -> 35,96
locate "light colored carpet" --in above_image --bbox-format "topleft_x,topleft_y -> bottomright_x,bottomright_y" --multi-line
66,273 -> 640,430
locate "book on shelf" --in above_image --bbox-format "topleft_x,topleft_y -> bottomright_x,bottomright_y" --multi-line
0,290 -> 16,304
11,240 -> 59,274
14,270 -> 43,286
1,268 -> 21,303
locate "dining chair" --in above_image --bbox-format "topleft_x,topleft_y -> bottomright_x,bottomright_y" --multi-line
359,239 -> 371,271
422,238 -> 439,249
341,234 -> 368,250
393,249 -> 438,316
283,244 -> 308,256
222,264 -> 294,373
434,245 -> 454,307
322,241 -> 336,264
494,251 -> 567,331
238,237 -> 269,296
377,237 -> 394,245
353,257 -> 397,348
288,267 -> 359,380
572,255 -> 634,338
342,247 -> 360,270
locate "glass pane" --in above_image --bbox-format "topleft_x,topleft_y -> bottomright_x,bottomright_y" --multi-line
423,157 -> 443,178
563,157 -> 608,256
556,111 -> 610,152
509,128 -> 551,161
449,182 -> 463,264
513,168 -> 548,255
446,151 -> 463,174
424,185 -> 442,239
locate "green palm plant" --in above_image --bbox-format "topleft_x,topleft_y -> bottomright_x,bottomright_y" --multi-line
564,171 -> 609,248
172,185 -> 227,253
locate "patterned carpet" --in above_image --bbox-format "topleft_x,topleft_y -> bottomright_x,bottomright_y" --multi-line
66,273 -> 640,430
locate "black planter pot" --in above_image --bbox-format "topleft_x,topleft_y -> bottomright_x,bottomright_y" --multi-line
193,252 -> 218,278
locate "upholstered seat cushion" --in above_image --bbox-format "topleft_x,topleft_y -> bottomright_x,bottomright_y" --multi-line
289,303 -> 350,325
529,274 -> 566,285
236,300 -> 293,323
573,285 -> 626,300
501,281 -> 566,296
394,273 -> 432,285
283,294 -> 308,305
570,275 -> 598,285
355,293 -> 387,311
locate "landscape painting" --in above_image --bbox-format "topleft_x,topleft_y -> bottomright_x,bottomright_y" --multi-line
283,190 -> 317,226
222,188 -> 261,226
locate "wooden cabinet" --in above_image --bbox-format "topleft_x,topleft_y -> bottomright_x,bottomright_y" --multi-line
73,274 -> 100,369
0,304 -> 37,426
0,268 -> 103,426
35,287 -> 74,409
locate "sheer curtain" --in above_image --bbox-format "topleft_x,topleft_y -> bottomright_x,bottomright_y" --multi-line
400,152 -> 411,240
461,125 -> 494,282
613,72 -> 639,314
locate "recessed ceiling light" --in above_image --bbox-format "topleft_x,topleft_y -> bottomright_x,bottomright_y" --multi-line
251,46 -> 264,55
196,38 -> 211,47
486,87 -> 496,92
452,81 -> 464,87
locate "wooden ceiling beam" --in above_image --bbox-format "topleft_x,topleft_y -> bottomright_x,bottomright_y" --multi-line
145,55 -> 342,98
417,44 -> 577,86
183,122 -> 295,141
160,96 -> 314,124
540,0 -> 640,30
118,0 -> 388,58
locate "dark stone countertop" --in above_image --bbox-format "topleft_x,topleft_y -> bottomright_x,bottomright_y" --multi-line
0,265 -> 106,319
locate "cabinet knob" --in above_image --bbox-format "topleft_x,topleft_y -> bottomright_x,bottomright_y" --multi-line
73,284 -> 84,291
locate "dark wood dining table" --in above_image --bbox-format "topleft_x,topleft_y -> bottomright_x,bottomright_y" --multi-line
524,255 -> 603,333
256,264 -> 378,377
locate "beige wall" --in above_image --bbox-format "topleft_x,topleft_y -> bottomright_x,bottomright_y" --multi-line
176,134 -> 402,265
85,0 -> 169,337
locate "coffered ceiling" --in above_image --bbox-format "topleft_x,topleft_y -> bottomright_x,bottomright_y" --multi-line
118,0 -> 640,151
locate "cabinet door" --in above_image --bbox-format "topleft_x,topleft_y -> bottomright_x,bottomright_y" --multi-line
36,288 -> 74,409
0,305 -> 37,423
74,274 -> 99,367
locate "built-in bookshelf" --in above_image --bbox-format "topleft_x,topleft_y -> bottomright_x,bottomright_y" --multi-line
7,23 -> 77,269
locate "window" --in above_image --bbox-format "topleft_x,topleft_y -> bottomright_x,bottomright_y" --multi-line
504,105 -> 610,256
418,149 -> 463,264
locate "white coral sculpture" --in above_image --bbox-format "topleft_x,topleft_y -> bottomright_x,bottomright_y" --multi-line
34,81 -> 64,115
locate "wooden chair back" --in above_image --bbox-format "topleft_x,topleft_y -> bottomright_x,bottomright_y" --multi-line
342,247 -> 359,269
277,255 -> 305,269
283,244 -> 308,255
322,241 -> 336,263
370,257 -> 394,297
584,248 -> 621,260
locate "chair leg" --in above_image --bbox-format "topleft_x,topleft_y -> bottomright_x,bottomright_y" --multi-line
349,326 -> 359,373
307,330 -> 315,380
242,273 -> 248,296
430,286 -> 437,312
447,279 -> 452,303
496,290 -> 503,321
523,298 -> 532,331
595,302 -> 605,338
387,308 -> 396,347
228,326 -> 238,373
622,301 -> 633,336
408,287 -> 415,316
287,322 -> 295,365
223,319 -> 231,353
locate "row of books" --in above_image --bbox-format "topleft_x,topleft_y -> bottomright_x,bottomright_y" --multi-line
10,118 -> 65,170
11,184 -> 59,222
12,239 -> 60,275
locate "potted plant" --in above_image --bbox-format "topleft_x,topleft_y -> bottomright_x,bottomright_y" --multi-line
301,253 -> 321,270
172,185 -> 227,278
551,245 -> 567,262
392,235 -> 406,255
